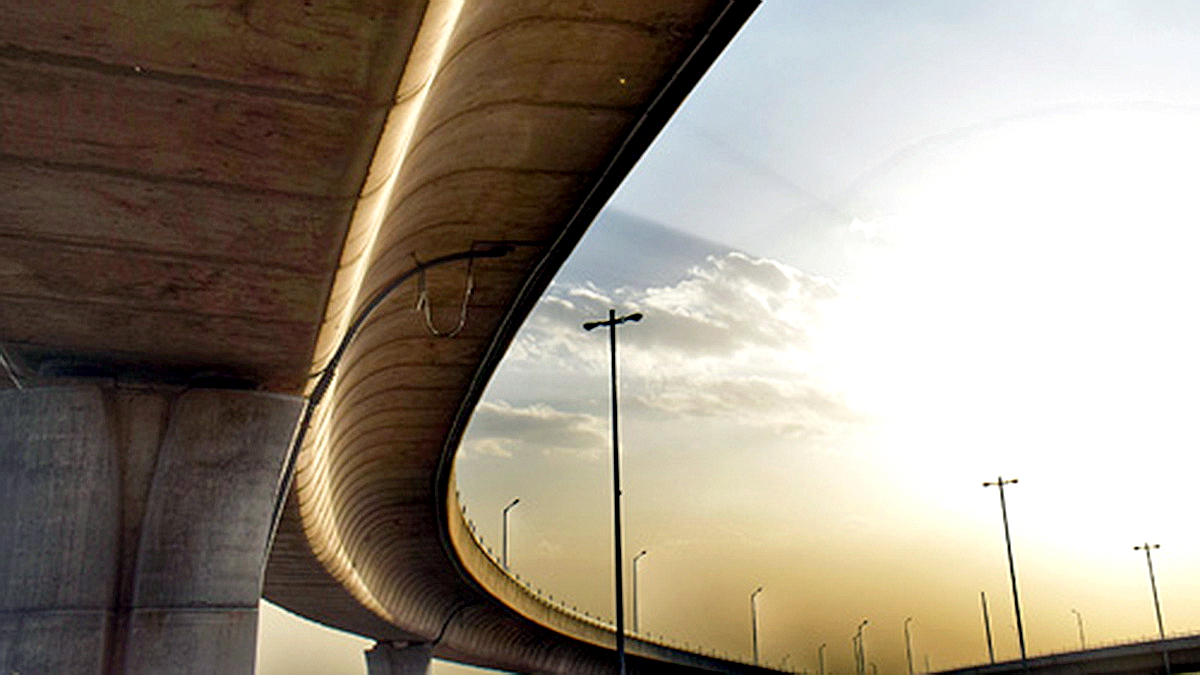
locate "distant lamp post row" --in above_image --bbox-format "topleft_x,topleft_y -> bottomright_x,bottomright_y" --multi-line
501,511 -> 656,636
979,475 -> 1174,672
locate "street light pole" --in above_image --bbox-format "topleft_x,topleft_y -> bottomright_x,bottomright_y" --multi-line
501,498 -> 519,569
751,586 -> 764,665
632,550 -> 647,634
818,643 -> 827,675
854,619 -> 869,675
1134,542 -> 1171,675
981,591 -> 995,664
904,617 -> 915,675
1134,543 -> 1166,639
983,476 -> 1027,667
1071,608 -> 1085,649
583,309 -> 642,675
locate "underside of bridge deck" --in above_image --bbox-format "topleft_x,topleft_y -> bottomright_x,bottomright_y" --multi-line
0,1 -> 767,673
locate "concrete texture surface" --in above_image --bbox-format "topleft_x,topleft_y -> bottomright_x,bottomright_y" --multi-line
0,0 -> 772,672
0,386 -> 301,674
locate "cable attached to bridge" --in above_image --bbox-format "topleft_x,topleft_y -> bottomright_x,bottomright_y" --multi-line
0,343 -> 23,390
414,250 -> 474,338
263,242 -> 514,558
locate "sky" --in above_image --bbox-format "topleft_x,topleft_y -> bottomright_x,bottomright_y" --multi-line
260,2 -> 1200,673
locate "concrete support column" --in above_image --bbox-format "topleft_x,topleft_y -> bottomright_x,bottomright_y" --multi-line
0,385 -> 301,675
365,641 -> 434,675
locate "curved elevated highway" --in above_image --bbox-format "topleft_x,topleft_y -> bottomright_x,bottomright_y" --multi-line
0,1 -> 776,673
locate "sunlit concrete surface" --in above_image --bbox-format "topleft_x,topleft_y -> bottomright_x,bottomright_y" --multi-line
0,0 -> 774,672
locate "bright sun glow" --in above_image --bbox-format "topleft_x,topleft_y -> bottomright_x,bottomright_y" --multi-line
817,107 -> 1200,535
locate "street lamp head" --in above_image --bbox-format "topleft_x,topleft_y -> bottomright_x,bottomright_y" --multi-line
623,312 -> 643,323
582,320 -> 602,331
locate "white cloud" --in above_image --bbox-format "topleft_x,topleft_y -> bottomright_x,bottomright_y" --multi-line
463,401 -> 607,460
494,251 -> 867,442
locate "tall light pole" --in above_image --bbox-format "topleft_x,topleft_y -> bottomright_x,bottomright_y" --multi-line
751,586 -> 764,665
632,550 -> 647,634
501,498 -> 519,569
983,476 -> 1027,667
1135,543 -> 1171,675
1134,543 -> 1166,639
583,309 -> 642,675
818,643 -> 827,675
981,591 -> 995,664
1070,608 -> 1085,649
904,617 -> 915,675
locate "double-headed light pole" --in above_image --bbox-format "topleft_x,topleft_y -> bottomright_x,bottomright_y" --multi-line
1134,543 -> 1166,640
583,309 -> 642,675
1134,542 -> 1171,675
983,476 -> 1027,668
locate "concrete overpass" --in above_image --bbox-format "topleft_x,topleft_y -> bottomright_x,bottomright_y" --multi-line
0,1 -> 776,673
940,635 -> 1200,675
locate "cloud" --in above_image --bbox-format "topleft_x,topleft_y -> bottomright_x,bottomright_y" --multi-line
495,251 -> 867,441
463,401 -> 607,460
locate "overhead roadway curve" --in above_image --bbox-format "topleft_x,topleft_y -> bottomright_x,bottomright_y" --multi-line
0,0 -> 773,672
264,1 -> 773,672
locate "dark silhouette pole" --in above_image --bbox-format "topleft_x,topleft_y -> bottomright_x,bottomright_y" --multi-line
1134,542 -> 1171,675
854,619 -> 868,675
904,617 -> 915,675
583,309 -> 642,675
501,498 -> 519,569
751,586 -> 764,665
1134,543 -> 1166,638
983,476 -> 1027,668
981,591 -> 995,664
632,550 -> 647,634
1071,608 -> 1085,649
818,643 -> 827,675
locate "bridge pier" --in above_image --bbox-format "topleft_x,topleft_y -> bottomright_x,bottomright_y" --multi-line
365,641 -> 434,675
0,385 -> 301,675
